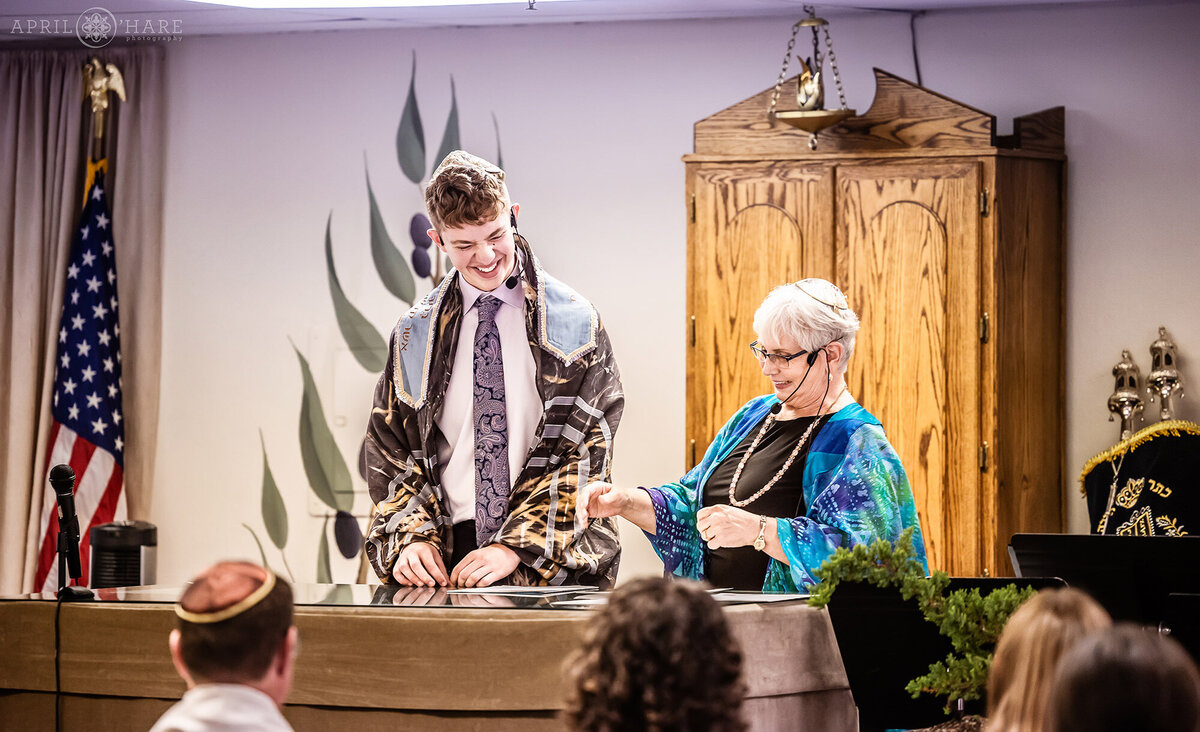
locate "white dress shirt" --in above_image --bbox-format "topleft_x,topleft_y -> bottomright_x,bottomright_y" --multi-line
435,273 -> 541,526
149,683 -> 293,732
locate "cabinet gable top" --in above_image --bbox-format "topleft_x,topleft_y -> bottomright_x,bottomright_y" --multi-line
694,68 -> 1063,158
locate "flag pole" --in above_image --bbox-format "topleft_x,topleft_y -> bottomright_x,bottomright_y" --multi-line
34,59 -> 130,595
81,57 -> 126,200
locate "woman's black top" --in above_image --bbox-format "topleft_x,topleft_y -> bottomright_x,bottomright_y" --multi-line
701,413 -> 829,590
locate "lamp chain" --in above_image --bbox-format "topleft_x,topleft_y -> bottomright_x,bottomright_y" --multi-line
767,20 -> 802,121
823,20 -> 848,109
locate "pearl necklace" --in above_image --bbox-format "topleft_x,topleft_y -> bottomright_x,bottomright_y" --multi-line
727,387 -> 848,508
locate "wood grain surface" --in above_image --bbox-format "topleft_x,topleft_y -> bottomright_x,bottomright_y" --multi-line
686,162 -> 835,466
0,602 -> 56,693
992,156 -> 1067,570
836,161 -> 981,574
1000,107 -> 1066,155
0,598 -> 853,731
694,68 -> 996,157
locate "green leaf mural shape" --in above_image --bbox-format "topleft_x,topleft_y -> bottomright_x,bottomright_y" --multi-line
320,584 -> 353,604
259,430 -> 288,550
432,76 -> 460,177
325,212 -> 387,373
242,523 -> 272,572
293,342 -> 354,512
317,515 -> 332,584
396,51 -> 426,185
366,164 -> 416,304
492,111 -> 503,170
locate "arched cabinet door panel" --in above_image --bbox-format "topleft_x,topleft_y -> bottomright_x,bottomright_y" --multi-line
836,161 -> 981,575
686,163 -> 834,467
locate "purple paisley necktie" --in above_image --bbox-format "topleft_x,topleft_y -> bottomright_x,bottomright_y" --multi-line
473,295 -> 510,545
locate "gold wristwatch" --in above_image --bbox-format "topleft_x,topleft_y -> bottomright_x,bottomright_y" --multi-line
753,515 -> 767,551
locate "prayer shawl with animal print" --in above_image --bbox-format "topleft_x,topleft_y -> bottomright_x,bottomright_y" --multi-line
364,239 -> 624,587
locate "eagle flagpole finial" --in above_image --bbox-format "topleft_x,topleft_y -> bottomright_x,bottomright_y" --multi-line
82,58 -> 127,155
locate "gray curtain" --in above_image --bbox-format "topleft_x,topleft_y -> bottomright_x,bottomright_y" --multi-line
0,46 -> 165,594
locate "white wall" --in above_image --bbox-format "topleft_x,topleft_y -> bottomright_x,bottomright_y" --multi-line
151,1 -> 1200,586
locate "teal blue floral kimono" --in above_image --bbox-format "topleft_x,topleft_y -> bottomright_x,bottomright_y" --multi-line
643,395 -> 927,592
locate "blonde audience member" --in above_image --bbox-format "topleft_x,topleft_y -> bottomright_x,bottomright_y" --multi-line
152,561 -> 298,732
1046,623 -> 1200,732
985,587 -> 1110,732
564,577 -> 746,732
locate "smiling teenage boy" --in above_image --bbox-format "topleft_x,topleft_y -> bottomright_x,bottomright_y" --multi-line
363,151 -> 624,588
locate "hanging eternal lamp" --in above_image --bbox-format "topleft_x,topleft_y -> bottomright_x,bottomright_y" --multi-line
767,4 -> 856,150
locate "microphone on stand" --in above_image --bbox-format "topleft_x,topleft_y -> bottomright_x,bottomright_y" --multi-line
50,464 -> 94,601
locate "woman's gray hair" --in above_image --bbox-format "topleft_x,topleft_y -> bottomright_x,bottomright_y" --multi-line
752,279 -> 860,373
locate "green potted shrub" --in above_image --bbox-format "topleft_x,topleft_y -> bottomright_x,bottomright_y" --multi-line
808,528 -> 1036,731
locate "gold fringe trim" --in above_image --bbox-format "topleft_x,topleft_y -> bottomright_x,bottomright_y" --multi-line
175,570 -> 276,624
1079,419 -> 1200,494
83,158 -> 108,210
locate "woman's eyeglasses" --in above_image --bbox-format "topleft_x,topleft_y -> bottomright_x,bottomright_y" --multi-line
749,341 -> 809,368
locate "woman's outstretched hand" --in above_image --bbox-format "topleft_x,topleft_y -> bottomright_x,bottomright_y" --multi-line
578,481 -> 629,521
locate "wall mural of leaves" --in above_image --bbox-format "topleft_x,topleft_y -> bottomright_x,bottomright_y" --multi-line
316,515 -> 332,584
325,213 -> 388,373
258,431 -> 296,581
396,51 -> 426,186
334,510 -> 363,559
432,76 -> 460,178
409,213 -> 433,279
259,430 -> 288,548
242,523 -> 272,572
293,342 -> 354,513
249,50 -> 506,586
366,163 -> 416,304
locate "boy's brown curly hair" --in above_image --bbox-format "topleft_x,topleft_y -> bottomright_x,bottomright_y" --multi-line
563,577 -> 747,732
424,150 -> 509,231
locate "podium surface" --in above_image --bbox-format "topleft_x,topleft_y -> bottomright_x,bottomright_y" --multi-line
0,584 -> 855,731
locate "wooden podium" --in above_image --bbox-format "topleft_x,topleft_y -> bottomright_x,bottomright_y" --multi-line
0,586 -> 856,731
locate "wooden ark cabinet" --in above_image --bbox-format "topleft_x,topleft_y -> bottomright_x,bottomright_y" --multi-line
685,69 -> 1066,576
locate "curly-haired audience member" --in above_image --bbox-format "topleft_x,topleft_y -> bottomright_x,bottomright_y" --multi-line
1045,623 -> 1200,732
985,587 -> 1111,732
564,577 -> 746,732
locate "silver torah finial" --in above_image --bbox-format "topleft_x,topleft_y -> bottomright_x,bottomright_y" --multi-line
1147,325 -> 1185,421
1108,350 -> 1145,441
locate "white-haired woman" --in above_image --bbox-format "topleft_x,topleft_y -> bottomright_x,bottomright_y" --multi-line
581,279 -> 927,591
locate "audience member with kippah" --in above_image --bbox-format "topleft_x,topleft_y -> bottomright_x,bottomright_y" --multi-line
151,561 -> 298,732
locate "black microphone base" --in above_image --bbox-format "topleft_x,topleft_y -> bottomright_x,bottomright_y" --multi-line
57,585 -> 94,602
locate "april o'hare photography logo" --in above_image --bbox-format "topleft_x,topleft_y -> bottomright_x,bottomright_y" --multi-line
7,5 -> 180,44
76,7 -> 116,48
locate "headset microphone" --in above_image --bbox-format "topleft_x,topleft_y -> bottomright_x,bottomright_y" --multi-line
504,208 -> 521,290
505,231 -> 521,290
770,382 -> 804,415
770,347 -> 826,414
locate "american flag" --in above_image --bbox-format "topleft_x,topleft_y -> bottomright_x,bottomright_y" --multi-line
35,172 -> 126,592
